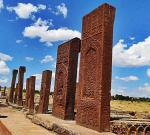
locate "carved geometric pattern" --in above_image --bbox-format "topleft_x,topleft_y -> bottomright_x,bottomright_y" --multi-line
52,38 -> 81,120
76,3 -> 116,132
38,70 -> 52,114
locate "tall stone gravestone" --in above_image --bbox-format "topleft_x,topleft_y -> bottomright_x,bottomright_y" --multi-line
38,70 -> 52,113
14,83 -> 18,103
17,66 -> 26,106
25,78 -> 30,108
53,38 -> 81,120
9,69 -> 18,102
28,76 -> 36,113
76,3 -> 115,132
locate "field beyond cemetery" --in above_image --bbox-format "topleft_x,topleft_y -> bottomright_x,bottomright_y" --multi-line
111,100 -> 150,117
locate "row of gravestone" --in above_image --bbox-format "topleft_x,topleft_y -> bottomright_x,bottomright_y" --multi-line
8,3 -> 116,133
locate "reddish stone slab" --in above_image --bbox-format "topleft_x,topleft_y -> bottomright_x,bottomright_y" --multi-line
52,38 -> 81,120
28,76 -> 36,113
76,3 -> 115,132
25,78 -> 30,108
3,87 -> 6,96
14,83 -> 18,104
37,70 -> 52,114
9,69 -> 18,103
17,66 -> 26,106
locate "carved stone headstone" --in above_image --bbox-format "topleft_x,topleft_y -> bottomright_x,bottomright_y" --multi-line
14,83 -> 18,103
52,38 -> 81,120
25,78 -> 30,108
37,70 -> 52,114
28,76 -> 36,113
17,66 -> 26,106
9,69 -> 18,103
76,3 -> 115,132
3,86 -> 6,96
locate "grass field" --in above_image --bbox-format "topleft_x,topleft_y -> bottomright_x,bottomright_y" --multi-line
111,100 -> 150,115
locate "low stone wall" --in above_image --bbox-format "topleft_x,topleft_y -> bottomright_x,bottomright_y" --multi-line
110,119 -> 150,135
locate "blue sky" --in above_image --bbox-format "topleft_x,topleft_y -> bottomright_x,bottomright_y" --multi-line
0,0 -> 150,97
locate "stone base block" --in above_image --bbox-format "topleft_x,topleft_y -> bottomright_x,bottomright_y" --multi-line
32,114 -> 116,135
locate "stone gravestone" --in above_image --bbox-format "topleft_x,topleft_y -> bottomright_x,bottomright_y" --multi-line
37,70 -> 52,114
3,87 -> 6,96
17,66 -> 26,106
25,78 -> 30,108
0,86 -> 1,97
52,38 -> 81,120
9,69 -> 18,103
14,83 -> 18,103
76,3 -> 115,132
28,76 -> 36,113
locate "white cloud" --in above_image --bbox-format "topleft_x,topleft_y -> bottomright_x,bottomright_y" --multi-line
129,37 -> 135,40
16,39 -> 23,44
23,18 -> 81,46
111,87 -> 126,96
147,69 -> 150,78
55,3 -> 68,18
38,4 -> 46,10
0,52 -> 12,75
138,83 -> 150,97
0,61 -> 10,75
113,36 -> 150,67
34,17 -> 53,27
7,3 -> 46,19
41,55 -> 54,64
0,52 -> 13,61
25,57 -> 34,62
115,75 -> 139,82
0,0 -> 4,11
0,78 -> 8,84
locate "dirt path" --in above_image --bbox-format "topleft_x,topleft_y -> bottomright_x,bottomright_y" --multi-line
0,107 -> 55,135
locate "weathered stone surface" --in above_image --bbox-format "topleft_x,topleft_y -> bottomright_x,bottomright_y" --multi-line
110,120 -> 150,135
9,69 -> 18,103
25,78 -> 30,108
14,83 -> 18,104
52,38 -> 81,120
3,86 -> 6,96
17,66 -> 26,106
32,114 -> 115,135
28,76 -> 36,113
76,3 -> 115,132
38,70 -> 52,114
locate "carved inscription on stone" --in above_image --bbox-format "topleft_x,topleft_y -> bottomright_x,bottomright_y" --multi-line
9,69 -> 18,103
52,38 -> 80,120
17,66 -> 26,106
76,3 -> 115,132
38,70 -> 52,114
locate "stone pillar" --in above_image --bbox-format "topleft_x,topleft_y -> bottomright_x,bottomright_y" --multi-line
28,76 -> 36,113
76,3 -> 115,132
9,69 -> 18,102
3,87 -> 6,96
17,66 -> 26,106
0,86 -> 1,97
14,83 -> 18,104
52,38 -> 80,120
25,78 -> 30,108
37,70 -> 52,114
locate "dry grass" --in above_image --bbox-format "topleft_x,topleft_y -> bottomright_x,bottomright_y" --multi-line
111,100 -> 150,114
